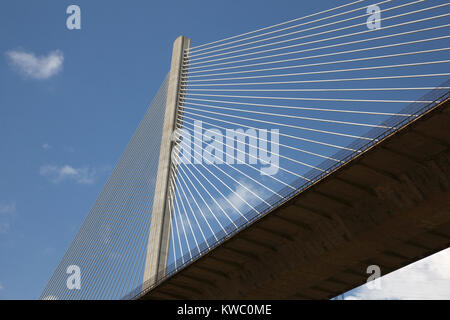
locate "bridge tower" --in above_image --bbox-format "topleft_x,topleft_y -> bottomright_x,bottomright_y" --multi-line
143,36 -> 190,288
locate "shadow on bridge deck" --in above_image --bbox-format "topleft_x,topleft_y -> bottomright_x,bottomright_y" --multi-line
140,95 -> 450,300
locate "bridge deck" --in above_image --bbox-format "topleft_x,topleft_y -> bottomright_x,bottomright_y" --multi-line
140,97 -> 450,300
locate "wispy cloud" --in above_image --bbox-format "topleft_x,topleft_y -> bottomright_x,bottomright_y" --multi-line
42,143 -> 52,150
0,203 -> 15,215
63,146 -> 75,153
0,202 -> 16,234
215,179 -> 267,219
174,178 -> 270,239
346,248 -> 450,300
40,165 -> 96,184
5,49 -> 64,79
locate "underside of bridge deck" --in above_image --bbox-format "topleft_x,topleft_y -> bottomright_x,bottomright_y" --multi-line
140,97 -> 450,300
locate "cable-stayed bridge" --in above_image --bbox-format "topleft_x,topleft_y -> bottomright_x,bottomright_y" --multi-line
41,0 -> 450,300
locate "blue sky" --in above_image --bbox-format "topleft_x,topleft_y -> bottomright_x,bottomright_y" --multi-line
1,0 -> 449,299
0,0 -> 335,300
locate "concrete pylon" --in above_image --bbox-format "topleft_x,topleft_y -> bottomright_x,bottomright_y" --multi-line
143,36 -> 190,288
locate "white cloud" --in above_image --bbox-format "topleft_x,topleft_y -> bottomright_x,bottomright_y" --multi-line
40,165 -> 96,184
177,177 -> 270,235
42,143 -> 52,150
0,202 -> 16,234
346,248 -> 450,300
6,49 -> 64,79
0,203 -> 15,215
216,179 -> 266,218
